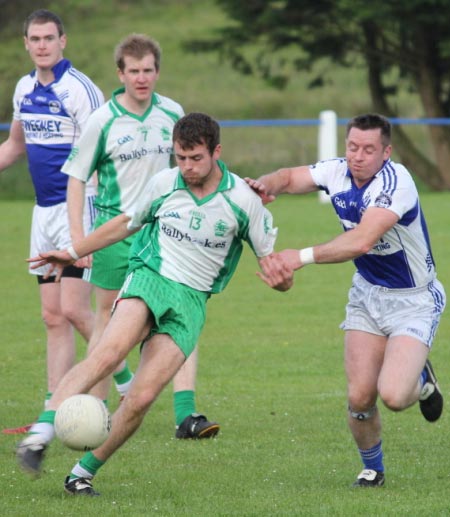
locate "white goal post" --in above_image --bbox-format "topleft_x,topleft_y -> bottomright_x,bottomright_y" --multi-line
317,110 -> 337,203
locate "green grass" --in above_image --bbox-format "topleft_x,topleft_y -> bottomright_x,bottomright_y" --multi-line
1,194 -> 450,516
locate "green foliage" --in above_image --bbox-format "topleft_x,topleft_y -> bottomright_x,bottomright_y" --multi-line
197,0 -> 450,189
1,194 -> 450,515
211,0 -> 450,97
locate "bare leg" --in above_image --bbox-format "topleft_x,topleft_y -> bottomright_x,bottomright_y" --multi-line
40,283 -> 76,393
47,298 -> 152,410
173,345 -> 198,392
347,332 -> 428,446
60,277 -> 95,342
377,335 -> 428,410
345,330 -> 385,450
88,287 -> 122,400
93,334 -> 185,462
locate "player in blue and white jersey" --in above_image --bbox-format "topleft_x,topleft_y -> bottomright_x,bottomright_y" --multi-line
247,113 -> 446,488
0,10 -> 103,431
17,112 -> 287,495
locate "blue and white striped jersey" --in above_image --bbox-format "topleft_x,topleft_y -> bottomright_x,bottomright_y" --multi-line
310,158 -> 436,288
13,58 -> 104,207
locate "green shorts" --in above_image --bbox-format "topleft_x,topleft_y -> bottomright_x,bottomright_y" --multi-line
90,212 -> 135,290
118,266 -> 209,357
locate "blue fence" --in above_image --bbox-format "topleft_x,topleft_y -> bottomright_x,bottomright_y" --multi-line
219,118 -> 450,128
2,118 -> 450,132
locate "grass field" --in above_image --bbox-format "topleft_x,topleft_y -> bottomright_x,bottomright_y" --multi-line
1,194 -> 449,516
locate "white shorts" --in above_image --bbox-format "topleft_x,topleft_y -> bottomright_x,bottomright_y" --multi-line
29,196 -> 96,277
340,273 -> 446,348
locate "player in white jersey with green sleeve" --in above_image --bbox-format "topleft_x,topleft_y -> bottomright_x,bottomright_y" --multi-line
62,34 -> 219,439
18,113 -> 289,496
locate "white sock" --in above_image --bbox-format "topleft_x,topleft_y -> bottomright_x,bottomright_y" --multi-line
27,422 -> 55,444
70,463 -> 94,480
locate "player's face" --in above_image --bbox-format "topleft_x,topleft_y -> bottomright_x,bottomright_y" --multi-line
118,53 -> 159,105
346,127 -> 391,187
174,141 -> 222,189
24,22 -> 66,71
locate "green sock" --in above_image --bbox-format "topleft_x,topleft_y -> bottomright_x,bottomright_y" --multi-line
113,363 -> 133,384
69,451 -> 105,480
113,362 -> 134,396
174,390 -> 195,426
37,409 -> 56,425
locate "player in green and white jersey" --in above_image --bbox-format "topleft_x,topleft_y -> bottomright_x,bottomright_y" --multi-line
62,34 -> 218,438
19,113 -> 291,495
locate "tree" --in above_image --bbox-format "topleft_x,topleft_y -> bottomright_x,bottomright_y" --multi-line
185,0 -> 450,190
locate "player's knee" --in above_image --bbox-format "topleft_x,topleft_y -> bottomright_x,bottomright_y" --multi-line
378,387 -> 404,412
347,387 -> 376,413
41,306 -> 67,330
124,388 -> 157,416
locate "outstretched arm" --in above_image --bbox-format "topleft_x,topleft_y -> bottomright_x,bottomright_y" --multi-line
258,206 -> 399,288
257,207 -> 398,291
245,165 -> 318,202
28,213 -> 139,277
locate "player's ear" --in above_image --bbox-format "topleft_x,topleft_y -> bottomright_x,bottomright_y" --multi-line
212,144 -> 222,160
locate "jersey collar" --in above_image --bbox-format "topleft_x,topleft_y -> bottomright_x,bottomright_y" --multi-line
110,87 -> 157,119
30,58 -> 71,85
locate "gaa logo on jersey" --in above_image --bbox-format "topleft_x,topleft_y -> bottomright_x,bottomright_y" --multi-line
49,100 -> 62,114
374,192 -> 392,208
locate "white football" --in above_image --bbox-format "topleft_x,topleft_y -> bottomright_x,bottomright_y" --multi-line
54,394 -> 111,451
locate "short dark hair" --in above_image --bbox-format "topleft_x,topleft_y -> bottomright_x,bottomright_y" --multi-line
114,34 -> 161,72
346,113 -> 391,147
173,113 -> 220,155
23,9 -> 65,37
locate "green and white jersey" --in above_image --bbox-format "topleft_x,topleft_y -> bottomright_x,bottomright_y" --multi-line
126,161 -> 277,294
62,87 -> 184,217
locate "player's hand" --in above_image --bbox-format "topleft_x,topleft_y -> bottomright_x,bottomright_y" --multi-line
28,249 -> 75,267
257,253 -> 295,291
244,177 -> 276,204
27,249 -> 76,282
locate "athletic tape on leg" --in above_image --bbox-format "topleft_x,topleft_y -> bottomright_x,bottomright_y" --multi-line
348,405 -> 377,421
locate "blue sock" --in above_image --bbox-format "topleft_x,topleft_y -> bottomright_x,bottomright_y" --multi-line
359,441 -> 384,473
420,368 -> 428,388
